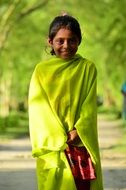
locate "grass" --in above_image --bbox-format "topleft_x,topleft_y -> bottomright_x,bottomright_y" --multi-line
98,105 -> 122,120
0,112 -> 29,140
0,108 -> 126,151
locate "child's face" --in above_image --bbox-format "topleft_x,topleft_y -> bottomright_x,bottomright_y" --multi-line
48,28 -> 79,59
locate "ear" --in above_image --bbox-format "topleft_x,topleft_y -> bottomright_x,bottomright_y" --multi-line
47,38 -> 53,46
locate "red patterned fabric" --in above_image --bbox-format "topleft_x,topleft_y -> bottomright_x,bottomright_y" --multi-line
74,178 -> 90,190
64,145 -> 96,180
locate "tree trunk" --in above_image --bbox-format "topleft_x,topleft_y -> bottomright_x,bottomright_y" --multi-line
0,73 -> 12,117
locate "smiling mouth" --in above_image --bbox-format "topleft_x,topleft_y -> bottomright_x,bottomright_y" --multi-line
61,51 -> 70,54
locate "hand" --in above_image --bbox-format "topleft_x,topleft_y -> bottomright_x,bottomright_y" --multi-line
67,129 -> 81,145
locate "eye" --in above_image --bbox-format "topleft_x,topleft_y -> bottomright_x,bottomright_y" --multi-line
69,38 -> 78,45
55,38 -> 64,45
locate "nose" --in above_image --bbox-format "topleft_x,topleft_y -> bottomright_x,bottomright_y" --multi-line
63,40 -> 69,48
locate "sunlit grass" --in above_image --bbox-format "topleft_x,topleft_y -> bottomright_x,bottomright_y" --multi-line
0,112 -> 29,140
98,105 -> 121,120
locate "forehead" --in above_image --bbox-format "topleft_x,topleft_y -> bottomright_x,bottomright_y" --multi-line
54,28 -> 77,39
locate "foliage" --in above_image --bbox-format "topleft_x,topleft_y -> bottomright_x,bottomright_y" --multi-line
0,112 -> 29,139
0,0 -> 126,119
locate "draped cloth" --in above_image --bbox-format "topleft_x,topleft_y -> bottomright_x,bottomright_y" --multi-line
28,54 -> 103,190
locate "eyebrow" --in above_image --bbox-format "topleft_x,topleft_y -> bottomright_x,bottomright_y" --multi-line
55,36 -> 77,40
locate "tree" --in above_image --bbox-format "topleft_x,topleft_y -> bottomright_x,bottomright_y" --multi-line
1,0 -> 126,119
0,0 -> 49,117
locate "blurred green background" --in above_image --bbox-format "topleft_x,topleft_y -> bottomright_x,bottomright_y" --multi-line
0,0 -> 126,139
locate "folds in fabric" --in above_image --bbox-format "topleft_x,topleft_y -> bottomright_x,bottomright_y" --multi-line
28,54 -> 103,190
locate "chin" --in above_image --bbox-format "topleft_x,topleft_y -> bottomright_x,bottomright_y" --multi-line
62,57 -> 72,60
61,55 -> 75,60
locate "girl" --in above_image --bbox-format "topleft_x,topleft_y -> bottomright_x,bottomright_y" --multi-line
28,14 -> 103,190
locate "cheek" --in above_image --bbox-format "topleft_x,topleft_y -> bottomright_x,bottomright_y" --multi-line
53,45 -> 61,53
52,47 -> 60,56
71,45 -> 78,52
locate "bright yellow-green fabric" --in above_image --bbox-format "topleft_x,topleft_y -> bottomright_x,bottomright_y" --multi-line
28,54 -> 103,190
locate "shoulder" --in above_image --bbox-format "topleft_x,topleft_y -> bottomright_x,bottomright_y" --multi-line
35,60 -> 48,70
78,54 -> 96,67
85,59 -> 96,69
79,55 -> 97,74
34,58 -> 52,74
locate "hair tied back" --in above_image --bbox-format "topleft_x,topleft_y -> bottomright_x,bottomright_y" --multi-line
60,11 -> 69,16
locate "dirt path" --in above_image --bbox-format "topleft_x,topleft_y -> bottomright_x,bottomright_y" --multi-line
98,115 -> 126,190
0,138 -> 37,190
0,116 -> 126,190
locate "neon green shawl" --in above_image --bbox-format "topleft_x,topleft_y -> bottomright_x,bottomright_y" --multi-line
28,54 -> 103,190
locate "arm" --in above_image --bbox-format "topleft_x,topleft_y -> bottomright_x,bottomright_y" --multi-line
74,65 -> 99,160
28,66 -> 67,157
67,63 -> 97,148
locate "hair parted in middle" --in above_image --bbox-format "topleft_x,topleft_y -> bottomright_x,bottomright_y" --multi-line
48,14 -> 82,55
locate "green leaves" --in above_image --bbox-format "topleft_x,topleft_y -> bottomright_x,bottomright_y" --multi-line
0,0 -> 126,116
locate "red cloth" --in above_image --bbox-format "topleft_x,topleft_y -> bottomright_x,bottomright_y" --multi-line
64,145 -> 96,180
74,178 -> 90,190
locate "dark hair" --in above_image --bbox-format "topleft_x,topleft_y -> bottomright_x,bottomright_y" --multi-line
48,15 -> 82,55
